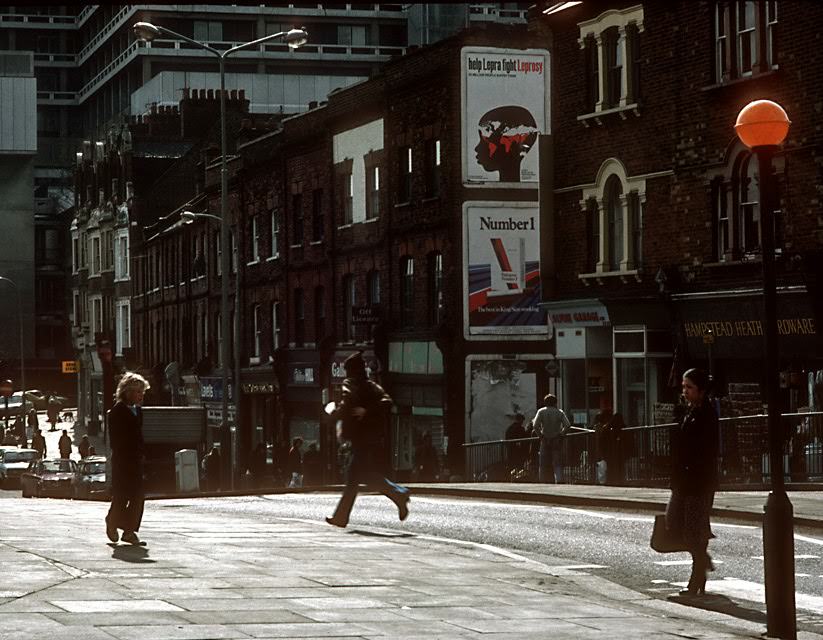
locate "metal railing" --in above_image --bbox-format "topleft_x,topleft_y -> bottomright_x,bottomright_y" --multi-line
463,412 -> 823,486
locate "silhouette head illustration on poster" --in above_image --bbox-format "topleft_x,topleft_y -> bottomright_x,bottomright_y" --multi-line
474,105 -> 539,182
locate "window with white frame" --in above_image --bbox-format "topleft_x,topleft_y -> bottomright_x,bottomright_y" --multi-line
72,235 -> 79,273
90,234 -> 101,276
580,158 -> 645,275
73,291 -> 80,326
270,211 -> 280,258
578,5 -> 643,114
343,172 -> 353,225
91,295 -> 103,333
398,146 -> 412,203
114,232 -> 129,281
250,216 -> 260,262
709,145 -> 782,262
400,256 -> 414,327
367,166 -> 380,220
116,299 -> 130,355
272,301 -> 281,350
714,1 -> 778,83
252,304 -> 262,358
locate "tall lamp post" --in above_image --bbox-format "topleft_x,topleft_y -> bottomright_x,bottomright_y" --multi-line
735,99 -> 795,639
133,22 -> 307,490
0,276 -> 25,424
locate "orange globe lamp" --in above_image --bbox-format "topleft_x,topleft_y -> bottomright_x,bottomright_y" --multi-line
734,99 -> 790,148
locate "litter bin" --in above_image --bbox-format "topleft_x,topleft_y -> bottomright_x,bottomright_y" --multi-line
175,449 -> 200,493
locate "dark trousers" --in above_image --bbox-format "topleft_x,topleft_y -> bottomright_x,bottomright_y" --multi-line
331,451 -> 408,525
107,490 -> 144,533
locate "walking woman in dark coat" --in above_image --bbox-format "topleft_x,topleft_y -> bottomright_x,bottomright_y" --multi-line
105,372 -> 150,545
667,368 -> 719,596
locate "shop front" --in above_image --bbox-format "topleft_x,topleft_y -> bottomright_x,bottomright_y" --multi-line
673,287 -> 823,413
239,366 -> 278,473
198,375 -> 235,450
543,298 -> 612,427
282,350 -> 325,481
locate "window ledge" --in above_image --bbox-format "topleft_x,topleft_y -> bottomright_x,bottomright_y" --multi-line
289,244 -> 303,249
247,259 -> 260,266
701,68 -> 779,92
578,268 -> 641,285
265,255 -> 280,262
394,201 -> 411,209
337,223 -> 353,230
577,103 -> 640,126
421,195 -> 440,203
704,256 -> 764,268
363,217 -> 379,224
309,240 -> 323,246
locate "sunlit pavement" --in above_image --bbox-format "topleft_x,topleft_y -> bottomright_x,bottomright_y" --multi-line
2,495 -> 819,640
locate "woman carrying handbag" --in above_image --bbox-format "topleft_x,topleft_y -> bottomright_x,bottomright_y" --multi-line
666,368 -> 719,596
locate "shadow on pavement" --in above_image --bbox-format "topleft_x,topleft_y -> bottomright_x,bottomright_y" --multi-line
348,529 -> 415,539
108,543 -> 156,563
668,592 -> 767,624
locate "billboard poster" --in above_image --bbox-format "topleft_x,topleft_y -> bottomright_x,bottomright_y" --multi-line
461,46 -> 550,187
467,358 -> 537,443
463,202 -> 547,339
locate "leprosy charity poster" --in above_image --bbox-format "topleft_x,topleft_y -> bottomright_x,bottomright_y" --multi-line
461,46 -> 550,187
463,202 -> 547,339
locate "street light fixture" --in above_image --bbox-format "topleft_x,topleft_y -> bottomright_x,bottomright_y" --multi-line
0,276 -> 25,425
735,99 -> 795,640
134,22 -> 308,489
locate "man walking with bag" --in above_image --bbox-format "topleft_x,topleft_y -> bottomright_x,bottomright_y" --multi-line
326,352 -> 410,528
531,393 -> 571,483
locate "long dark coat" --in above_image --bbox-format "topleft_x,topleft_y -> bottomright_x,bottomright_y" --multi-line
336,375 -> 392,474
667,399 -> 719,545
107,400 -> 144,495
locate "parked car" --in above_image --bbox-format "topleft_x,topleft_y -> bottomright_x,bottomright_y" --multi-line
21,458 -> 77,498
25,390 -> 69,412
72,456 -> 109,500
0,392 -> 36,420
0,448 -> 38,488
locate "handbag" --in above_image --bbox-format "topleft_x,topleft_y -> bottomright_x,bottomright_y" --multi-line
650,514 -> 689,553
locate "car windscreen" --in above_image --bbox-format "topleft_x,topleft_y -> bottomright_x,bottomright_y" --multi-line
84,463 -> 106,474
4,451 -> 36,463
42,460 -> 74,473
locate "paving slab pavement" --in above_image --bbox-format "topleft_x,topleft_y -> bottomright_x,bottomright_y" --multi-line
2,496 -> 821,640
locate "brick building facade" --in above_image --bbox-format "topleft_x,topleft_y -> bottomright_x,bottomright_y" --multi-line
534,1 -> 823,426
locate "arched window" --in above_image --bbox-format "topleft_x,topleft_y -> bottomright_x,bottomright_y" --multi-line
605,175 -> 624,271
400,256 -> 414,328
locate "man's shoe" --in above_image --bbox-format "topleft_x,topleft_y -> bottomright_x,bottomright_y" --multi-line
325,517 -> 347,528
398,495 -> 410,522
121,531 -> 140,545
105,519 -> 118,543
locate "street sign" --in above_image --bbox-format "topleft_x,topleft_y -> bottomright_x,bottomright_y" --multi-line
0,379 -> 12,397
62,360 -> 78,374
545,360 -> 560,377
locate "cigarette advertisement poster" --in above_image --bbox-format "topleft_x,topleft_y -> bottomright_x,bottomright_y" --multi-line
461,46 -> 550,187
463,202 -> 547,339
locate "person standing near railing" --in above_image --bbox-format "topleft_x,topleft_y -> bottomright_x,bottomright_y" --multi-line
667,368 -> 719,596
531,394 -> 571,483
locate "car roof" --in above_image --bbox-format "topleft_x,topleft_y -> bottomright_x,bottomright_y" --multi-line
3,448 -> 37,454
81,456 -> 107,463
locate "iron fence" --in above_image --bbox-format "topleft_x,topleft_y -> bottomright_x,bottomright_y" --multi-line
462,412 -> 823,486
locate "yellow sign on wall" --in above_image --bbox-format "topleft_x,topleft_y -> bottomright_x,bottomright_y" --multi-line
62,360 -> 78,374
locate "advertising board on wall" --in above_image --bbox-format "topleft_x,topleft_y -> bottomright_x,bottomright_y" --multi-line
463,201 -> 547,339
461,46 -> 550,187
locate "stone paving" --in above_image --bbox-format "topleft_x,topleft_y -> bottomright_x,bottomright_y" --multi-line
1,495 -> 819,640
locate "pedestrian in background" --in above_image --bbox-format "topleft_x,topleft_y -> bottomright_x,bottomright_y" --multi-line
326,351 -> 410,528
414,430 -> 439,482
78,435 -> 91,459
203,445 -> 221,491
667,368 -> 718,596
286,437 -> 304,488
106,372 -> 150,546
31,428 -> 46,459
606,413 -> 627,486
249,441 -> 267,488
28,409 -> 38,435
58,429 -> 72,459
531,394 -> 571,483
47,397 -> 59,431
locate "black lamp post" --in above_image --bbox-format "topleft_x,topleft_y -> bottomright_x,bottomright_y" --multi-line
734,99 -> 795,639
